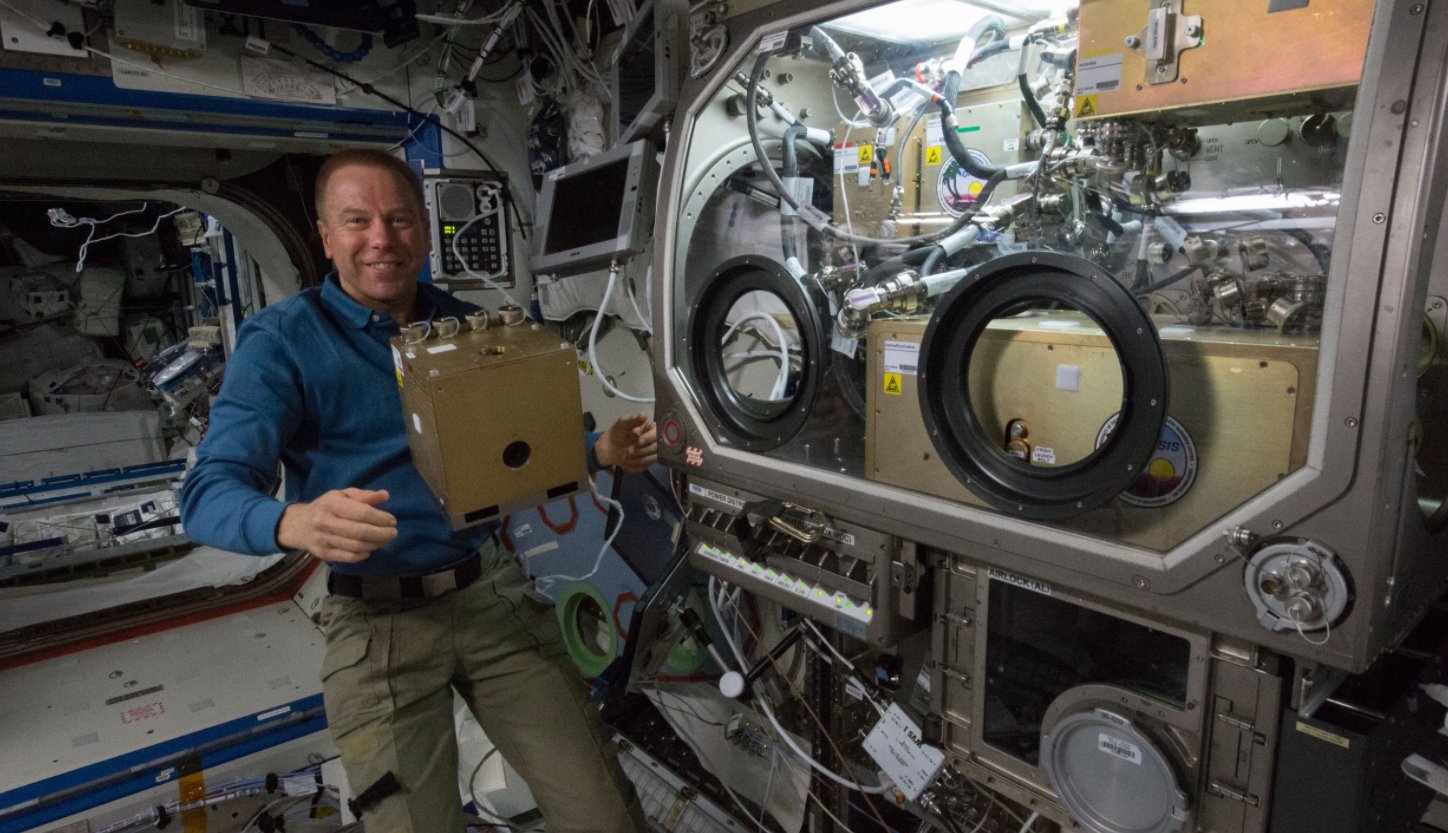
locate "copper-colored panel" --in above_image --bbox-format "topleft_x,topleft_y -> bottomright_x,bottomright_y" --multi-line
866,316 -> 1317,550
1076,0 -> 1373,120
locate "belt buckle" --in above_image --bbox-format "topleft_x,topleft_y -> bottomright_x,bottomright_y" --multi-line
421,569 -> 459,597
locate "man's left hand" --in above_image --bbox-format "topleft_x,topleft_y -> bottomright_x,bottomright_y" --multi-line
595,414 -> 658,474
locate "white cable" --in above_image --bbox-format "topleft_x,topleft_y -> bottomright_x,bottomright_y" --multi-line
531,478 -> 623,594
452,211 -> 525,309
588,265 -> 655,403
758,749 -> 777,833
625,278 -> 652,333
707,579 -> 888,795
721,313 -> 791,399
758,699 -> 890,793
50,203 -> 185,272
1018,811 -> 1039,833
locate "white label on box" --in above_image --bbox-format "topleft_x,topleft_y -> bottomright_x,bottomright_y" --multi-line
780,176 -> 814,216
917,668 -> 932,693
832,331 -> 859,357
821,527 -> 857,547
863,703 -> 946,801
759,30 -> 789,52
1004,138 -> 1021,152
283,775 -> 318,796
688,483 -> 745,511
426,343 -> 458,354
1032,446 -> 1056,465
884,127 -> 898,146
174,2 -> 201,42
1095,709 -> 1131,728
1076,54 -> 1123,94
884,340 -> 919,375
513,523 -> 533,538
867,69 -> 895,91
988,567 -> 1052,596
1154,215 -> 1189,250
834,144 -> 860,174
925,118 -> 944,147
1056,364 -> 1082,391
1098,733 -> 1143,765
857,166 -> 872,186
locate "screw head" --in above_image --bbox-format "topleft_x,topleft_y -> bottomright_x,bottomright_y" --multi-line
1411,3 -> 1424,13
1215,553 -> 1227,563
1125,35 -> 1141,48
1185,23 -> 1200,37
1133,575 -> 1150,590
1272,520 -> 1284,530
1373,213 -> 1387,224
1156,65 -> 1167,74
1346,416 -> 1359,428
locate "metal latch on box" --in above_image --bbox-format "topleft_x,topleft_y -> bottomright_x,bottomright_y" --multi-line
1207,778 -> 1260,807
766,503 -> 828,543
1126,0 -> 1203,85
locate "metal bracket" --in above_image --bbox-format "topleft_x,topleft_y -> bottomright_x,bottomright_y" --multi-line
1129,0 -> 1203,85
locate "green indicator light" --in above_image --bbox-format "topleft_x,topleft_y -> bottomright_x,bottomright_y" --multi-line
443,225 -> 456,233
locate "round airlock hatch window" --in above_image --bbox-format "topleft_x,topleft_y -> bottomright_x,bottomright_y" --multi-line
689,255 -> 825,452
919,252 -> 1169,519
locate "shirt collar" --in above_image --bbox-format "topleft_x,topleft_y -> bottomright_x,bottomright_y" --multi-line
321,272 -> 450,329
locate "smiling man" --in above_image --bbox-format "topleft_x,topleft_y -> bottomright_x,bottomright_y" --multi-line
181,149 -> 652,832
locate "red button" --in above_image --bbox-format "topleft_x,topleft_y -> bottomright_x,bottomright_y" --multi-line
663,420 -> 682,445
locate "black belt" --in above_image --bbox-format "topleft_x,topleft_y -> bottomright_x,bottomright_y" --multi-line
328,553 -> 484,601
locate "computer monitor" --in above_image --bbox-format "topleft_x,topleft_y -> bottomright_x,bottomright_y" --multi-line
610,0 -> 686,147
530,139 -> 659,277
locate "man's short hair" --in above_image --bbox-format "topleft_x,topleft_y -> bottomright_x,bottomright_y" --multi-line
314,149 -> 427,220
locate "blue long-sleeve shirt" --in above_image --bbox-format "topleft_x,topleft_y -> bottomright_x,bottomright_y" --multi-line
180,274 -> 599,576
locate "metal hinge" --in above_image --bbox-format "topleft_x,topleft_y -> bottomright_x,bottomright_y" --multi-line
1208,778 -> 1260,807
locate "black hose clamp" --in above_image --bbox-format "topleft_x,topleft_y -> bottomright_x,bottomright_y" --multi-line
919,251 -> 1169,519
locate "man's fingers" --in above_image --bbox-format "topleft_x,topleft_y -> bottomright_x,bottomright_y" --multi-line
341,488 -> 391,507
321,518 -> 399,545
330,499 -> 398,527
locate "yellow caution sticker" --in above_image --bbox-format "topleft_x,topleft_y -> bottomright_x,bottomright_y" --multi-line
391,344 -> 405,387
884,373 -> 903,395
858,144 -> 873,165
925,146 -> 943,166
1075,94 -> 1099,118
1296,721 -> 1351,749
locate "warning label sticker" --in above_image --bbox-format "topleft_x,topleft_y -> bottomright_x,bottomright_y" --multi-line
884,373 -> 902,395
1075,94 -> 1099,118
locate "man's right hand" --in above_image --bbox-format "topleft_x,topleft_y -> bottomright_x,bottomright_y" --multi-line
276,488 -> 398,563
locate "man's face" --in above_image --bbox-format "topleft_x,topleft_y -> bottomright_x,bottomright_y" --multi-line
316,163 -> 429,312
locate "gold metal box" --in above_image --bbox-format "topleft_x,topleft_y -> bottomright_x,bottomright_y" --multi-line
865,315 -> 1318,551
1074,0 -> 1373,122
391,322 -> 589,530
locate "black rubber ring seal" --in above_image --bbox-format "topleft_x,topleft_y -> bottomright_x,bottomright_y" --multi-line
919,251 -> 1169,519
687,255 -> 825,452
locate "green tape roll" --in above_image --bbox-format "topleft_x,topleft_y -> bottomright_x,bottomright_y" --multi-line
557,582 -> 617,678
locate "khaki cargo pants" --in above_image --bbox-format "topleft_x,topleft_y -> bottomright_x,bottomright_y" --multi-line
317,540 -> 646,833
